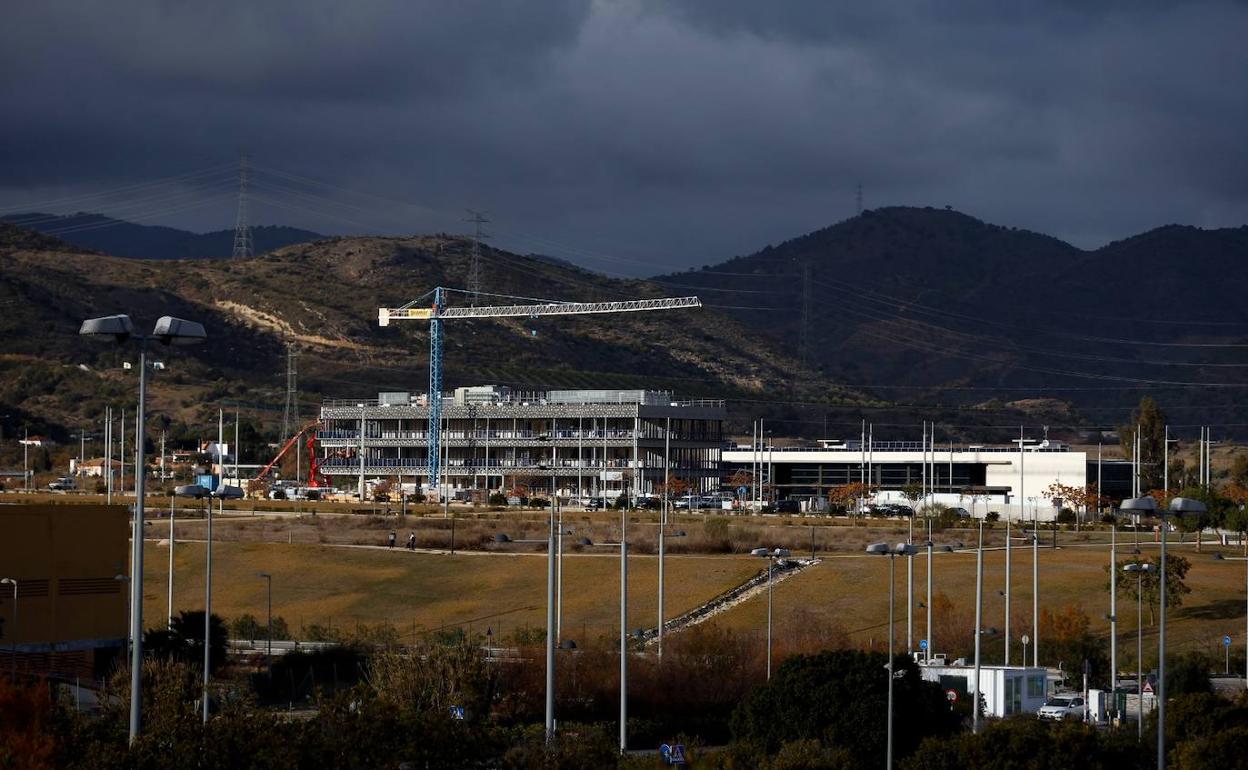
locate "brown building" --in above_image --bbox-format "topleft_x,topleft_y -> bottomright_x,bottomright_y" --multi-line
0,504 -> 128,681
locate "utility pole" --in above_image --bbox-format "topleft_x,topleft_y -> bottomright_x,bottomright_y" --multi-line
465,210 -> 490,299
798,262 -> 812,371
231,154 -> 253,258
281,343 -> 298,441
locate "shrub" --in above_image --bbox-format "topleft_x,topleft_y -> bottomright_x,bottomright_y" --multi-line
1056,508 -> 1077,525
488,493 -> 508,506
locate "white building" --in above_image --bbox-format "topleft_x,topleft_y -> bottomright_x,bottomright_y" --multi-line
919,663 -> 1049,718
722,440 -> 1088,521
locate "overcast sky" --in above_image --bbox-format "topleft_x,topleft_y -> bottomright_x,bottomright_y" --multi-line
2,1 -> 1245,275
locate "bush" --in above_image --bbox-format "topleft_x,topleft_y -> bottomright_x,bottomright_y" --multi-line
488,493 -> 508,506
1056,508 -> 1077,525
731,650 -> 957,763
985,512 -> 1000,523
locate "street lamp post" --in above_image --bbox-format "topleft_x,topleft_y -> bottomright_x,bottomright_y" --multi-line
0,578 -> 16,681
924,537 -> 954,662
80,314 -> 206,743
866,542 -> 919,770
750,547 -> 792,680
495,524 -> 560,745
1121,495 -> 1207,770
168,493 -> 175,628
258,572 -> 272,661
1123,561 -> 1156,740
973,516 -> 985,734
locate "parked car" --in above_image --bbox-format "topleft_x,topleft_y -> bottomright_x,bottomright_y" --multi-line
1037,695 -> 1085,721
947,507 -> 971,519
48,477 -> 76,491
584,498 -> 603,511
776,499 -> 800,514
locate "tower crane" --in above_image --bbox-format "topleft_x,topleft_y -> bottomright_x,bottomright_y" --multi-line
377,286 -> 702,487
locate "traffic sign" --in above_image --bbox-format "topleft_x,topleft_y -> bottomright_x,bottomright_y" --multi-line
736,486 -> 748,498
1142,681 -> 1154,695
946,689 -> 958,702
449,705 -> 464,720
660,744 -> 687,765
1225,635 -> 1233,648
919,639 -> 928,651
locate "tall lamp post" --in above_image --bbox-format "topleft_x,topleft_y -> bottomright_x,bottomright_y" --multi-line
258,572 -> 273,661
866,542 -> 918,770
973,515 -> 986,734
1211,552 -> 1247,692
0,578 -> 16,681
1123,561 -> 1156,740
923,539 -> 955,662
80,314 -> 206,743
750,547 -> 792,680
1120,495 -> 1207,770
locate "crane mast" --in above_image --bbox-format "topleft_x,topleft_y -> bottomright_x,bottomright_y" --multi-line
377,287 -> 702,490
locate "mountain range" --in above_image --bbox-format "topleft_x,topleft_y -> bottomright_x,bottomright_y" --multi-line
1,206 -> 1245,445
1,213 -> 321,259
656,207 -> 1248,430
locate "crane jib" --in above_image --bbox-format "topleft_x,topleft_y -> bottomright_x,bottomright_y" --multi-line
378,297 -> 701,325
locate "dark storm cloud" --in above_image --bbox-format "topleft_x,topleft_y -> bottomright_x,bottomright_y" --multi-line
1,1 -> 1245,273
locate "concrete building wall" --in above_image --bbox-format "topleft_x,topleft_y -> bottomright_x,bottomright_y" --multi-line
0,504 -> 128,679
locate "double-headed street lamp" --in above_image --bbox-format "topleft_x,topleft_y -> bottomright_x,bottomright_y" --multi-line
1120,495 -> 1207,770
1123,560 -> 1157,740
866,542 -> 918,770
80,314 -> 206,743
750,547 -> 792,680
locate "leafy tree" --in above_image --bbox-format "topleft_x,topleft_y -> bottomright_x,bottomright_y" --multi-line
1120,397 -> 1168,491
143,610 -> 229,673
1110,554 -> 1191,625
730,650 -> 957,764
1165,651 -> 1213,697
1038,605 -> 1110,687
231,614 -> 262,641
1230,454 -> 1248,487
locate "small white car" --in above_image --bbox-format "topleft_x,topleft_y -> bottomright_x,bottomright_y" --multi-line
1038,695 -> 1085,721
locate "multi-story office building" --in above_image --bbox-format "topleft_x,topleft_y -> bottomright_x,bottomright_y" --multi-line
317,386 -> 726,500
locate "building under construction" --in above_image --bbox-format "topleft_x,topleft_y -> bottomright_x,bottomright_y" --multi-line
317,385 -> 726,501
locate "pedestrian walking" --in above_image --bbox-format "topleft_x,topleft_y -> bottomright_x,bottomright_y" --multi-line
407,532 -> 416,550
388,530 -> 396,548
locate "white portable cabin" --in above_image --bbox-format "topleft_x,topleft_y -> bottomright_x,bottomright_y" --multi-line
919,663 -> 1049,718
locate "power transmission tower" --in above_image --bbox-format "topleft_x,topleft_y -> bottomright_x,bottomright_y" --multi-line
281,343 -> 298,440
464,209 -> 490,298
231,154 -> 253,258
799,262 -> 812,369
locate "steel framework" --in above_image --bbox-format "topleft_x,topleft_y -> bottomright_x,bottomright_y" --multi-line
378,287 -> 701,485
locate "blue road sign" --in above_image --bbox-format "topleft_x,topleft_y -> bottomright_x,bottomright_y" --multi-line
449,705 -> 465,720
919,639 -> 929,651
1225,635 -> 1233,648
736,486 -> 748,497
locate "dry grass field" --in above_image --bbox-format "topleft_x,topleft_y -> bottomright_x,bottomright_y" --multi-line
708,538 -> 1248,669
140,540 -> 761,643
